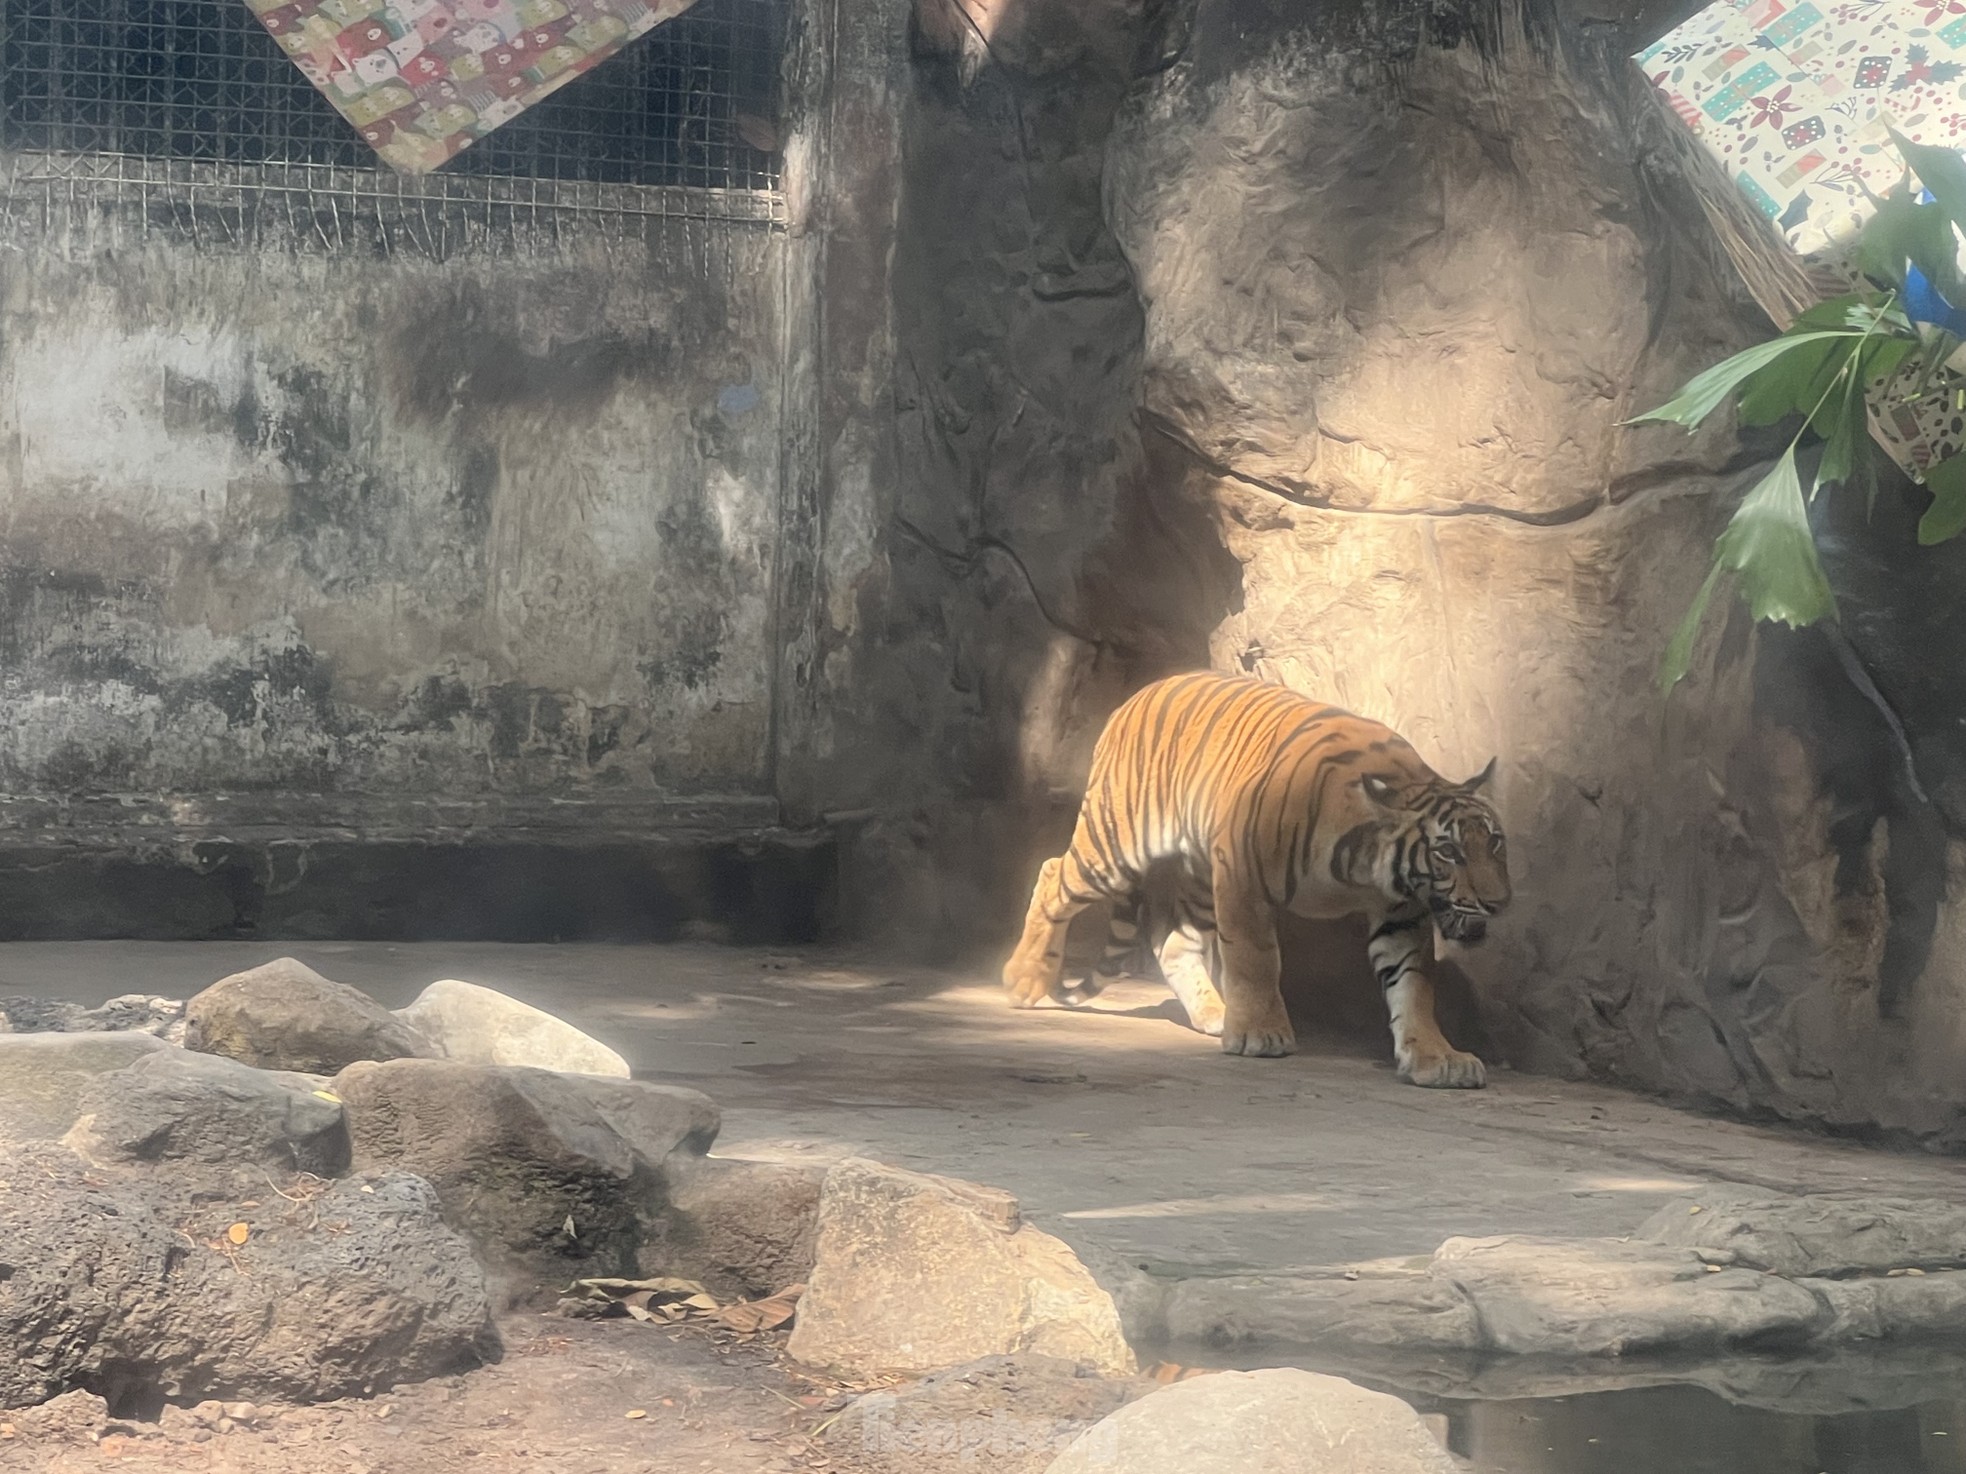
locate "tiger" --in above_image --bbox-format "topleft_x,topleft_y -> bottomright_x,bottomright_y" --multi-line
1002,672 -> 1509,1088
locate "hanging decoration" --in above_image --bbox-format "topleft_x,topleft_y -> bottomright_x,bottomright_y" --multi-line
244,0 -> 699,174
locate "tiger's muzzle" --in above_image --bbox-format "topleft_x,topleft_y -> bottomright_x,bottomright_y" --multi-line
1432,898 -> 1491,944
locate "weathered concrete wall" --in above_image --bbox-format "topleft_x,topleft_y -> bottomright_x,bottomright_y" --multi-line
0,188 -> 809,937
0,210 -> 781,801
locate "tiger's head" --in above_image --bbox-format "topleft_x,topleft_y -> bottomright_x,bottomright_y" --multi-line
1362,759 -> 1510,944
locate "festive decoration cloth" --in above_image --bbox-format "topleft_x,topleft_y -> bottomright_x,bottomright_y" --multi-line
1636,0 -> 1966,475
245,0 -> 698,174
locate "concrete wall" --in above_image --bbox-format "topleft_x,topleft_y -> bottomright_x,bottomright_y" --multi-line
0,181 -> 813,938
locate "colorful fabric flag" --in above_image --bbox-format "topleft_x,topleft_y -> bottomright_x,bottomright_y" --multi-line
244,0 -> 699,173
1636,0 -> 1966,475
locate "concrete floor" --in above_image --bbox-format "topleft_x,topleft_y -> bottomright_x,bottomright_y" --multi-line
6,941 -> 1965,1277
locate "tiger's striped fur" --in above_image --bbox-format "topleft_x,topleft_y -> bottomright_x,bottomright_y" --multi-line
1002,672 -> 1508,1086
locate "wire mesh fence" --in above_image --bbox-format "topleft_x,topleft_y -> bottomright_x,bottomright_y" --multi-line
0,0 -> 788,235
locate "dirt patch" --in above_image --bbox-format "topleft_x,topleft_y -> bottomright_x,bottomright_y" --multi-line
0,1320 -> 839,1474
0,1323 -> 1163,1474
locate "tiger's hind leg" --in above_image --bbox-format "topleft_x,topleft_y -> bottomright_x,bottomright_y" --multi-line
1050,891 -> 1128,1006
1003,829 -> 1125,1008
1004,856 -> 1081,1007
1155,921 -> 1226,1037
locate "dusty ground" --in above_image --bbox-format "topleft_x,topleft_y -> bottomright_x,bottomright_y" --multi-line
0,1316 -> 848,1473
5,940 -> 1963,1276
0,1315 -> 1151,1474
6,941 -> 1966,1472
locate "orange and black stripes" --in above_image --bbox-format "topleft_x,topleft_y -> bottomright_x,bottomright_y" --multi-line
1005,670 -> 1507,1076
1051,674 -> 1425,924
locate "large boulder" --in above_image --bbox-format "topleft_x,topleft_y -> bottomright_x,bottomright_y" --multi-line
333,1058 -> 718,1301
396,978 -> 630,1077
185,958 -> 434,1075
642,1154 -> 825,1298
787,1158 -> 1135,1378
1043,1369 -> 1456,1474
0,1032 -> 170,1142
63,1048 -> 349,1177
826,1355 -> 1152,1474
0,1141 -> 498,1412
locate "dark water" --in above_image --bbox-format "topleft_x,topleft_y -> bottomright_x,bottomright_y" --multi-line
1166,1342 -> 1966,1473
1418,1383 -> 1966,1474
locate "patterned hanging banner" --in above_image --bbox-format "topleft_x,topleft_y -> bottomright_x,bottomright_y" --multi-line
1636,0 -> 1966,476
244,0 -> 699,174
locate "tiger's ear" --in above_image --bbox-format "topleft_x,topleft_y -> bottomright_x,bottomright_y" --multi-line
1458,757 -> 1497,794
1360,774 -> 1401,808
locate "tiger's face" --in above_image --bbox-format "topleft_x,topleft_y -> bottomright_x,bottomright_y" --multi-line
1365,759 -> 1510,943
1421,792 -> 1509,944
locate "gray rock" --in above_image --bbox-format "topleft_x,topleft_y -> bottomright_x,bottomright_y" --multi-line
1162,1268 -> 1482,1354
0,995 -> 188,1045
0,1032 -> 170,1142
1133,1222 -> 1966,1361
63,1048 -> 349,1176
185,958 -> 434,1075
396,978 -> 630,1077
1062,1239 -> 1174,1350
0,1140 -> 497,1411
1043,1368 -> 1457,1474
84,994 -> 189,1045
333,1058 -> 715,1301
642,1154 -> 824,1298
787,1157 -> 1135,1378
0,1389 -> 112,1444
1804,1272 -> 1966,1343
572,1073 -> 721,1166
0,997 -> 86,1032
826,1355 -> 1153,1474
1332,1339 -> 1966,1419
1636,1189 -> 1966,1277
1429,1235 -> 1825,1356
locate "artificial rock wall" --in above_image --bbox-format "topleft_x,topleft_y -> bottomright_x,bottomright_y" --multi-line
863,0 -> 1966,1144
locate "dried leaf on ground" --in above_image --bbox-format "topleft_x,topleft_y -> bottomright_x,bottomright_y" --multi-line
571,1276 -> 807,1338
572,1277 -> 714,1301
713,1284 -> 805,1334
568,1276 -> 723,1326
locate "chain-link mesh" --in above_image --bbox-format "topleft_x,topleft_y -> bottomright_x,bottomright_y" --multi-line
0,0 -> 786,195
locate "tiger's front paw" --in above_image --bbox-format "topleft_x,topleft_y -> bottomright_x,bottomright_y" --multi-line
1402,1046 -> 1487,1089
1220,1020 -> 1296,1057
1003,955 -> 1060,1009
